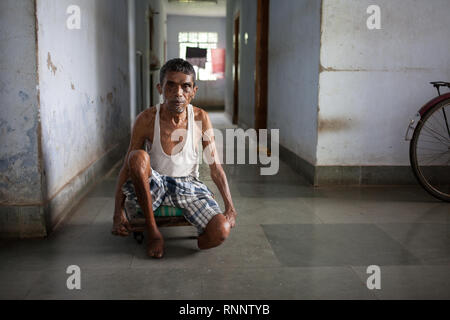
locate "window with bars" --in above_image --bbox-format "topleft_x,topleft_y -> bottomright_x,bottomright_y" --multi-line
178,32 -> 218,81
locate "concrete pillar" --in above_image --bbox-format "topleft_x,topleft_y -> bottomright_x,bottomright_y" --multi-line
0,0 -> 47,237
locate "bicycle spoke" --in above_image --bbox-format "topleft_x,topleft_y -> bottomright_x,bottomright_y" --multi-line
420,127 -> 448,143
418,151 -> 449,165
429,106 -> 448,132
428,105 -> 450,137
420,125 -> 449,144
442,108 -> 450,138
418,139 -> 449,145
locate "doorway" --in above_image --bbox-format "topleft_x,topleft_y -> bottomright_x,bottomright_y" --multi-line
254,0 -> 269,131
233,13 -> 240,125
148,8 -> 154,107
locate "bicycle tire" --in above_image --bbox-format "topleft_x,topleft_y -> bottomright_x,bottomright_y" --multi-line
410,99 -> 450,202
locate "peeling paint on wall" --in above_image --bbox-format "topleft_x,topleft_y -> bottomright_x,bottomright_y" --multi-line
36,0 -> 130,199
46,52 -> 57,75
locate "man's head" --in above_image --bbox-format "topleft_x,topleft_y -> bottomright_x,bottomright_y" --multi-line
157,58 -> 198,113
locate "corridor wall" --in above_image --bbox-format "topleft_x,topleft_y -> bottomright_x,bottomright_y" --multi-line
226,0 -> 450,185
0,0 -> 143,238
315,0 -> 450,184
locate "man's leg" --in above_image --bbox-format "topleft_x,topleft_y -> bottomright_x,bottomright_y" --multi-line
127,150 -> 164,258
164,177 -> 231,250
197,214 -> 230,250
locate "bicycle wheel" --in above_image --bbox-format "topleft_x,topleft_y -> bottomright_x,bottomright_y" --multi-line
410,98 -> 450,202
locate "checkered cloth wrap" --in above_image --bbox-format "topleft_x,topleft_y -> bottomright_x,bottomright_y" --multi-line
122,169 -> 221,235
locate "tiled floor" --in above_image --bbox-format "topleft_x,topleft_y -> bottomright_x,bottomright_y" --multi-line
0,112 -> 449,299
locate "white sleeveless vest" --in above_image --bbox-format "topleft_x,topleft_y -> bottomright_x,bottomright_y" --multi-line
148,103 -> 200,178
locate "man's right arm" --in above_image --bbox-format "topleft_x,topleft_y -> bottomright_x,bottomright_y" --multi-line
113,113 -> 147,217
113,161 -> 131,216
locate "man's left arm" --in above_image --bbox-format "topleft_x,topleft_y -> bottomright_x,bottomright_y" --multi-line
201,111 -> 237,228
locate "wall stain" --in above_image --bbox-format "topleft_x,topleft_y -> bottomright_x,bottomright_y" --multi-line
319,63 -> 430,73
319,64 -> 339,72
47,52 -> 57,75
318,116 -> 354,132
71,83 -> 75,90
106,92 -> 113,104
100,96 -> 105,103
18,91 -> 29,102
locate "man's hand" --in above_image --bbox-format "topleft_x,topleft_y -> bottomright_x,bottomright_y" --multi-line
223,208 -> 237,228
112,210 -> 133,236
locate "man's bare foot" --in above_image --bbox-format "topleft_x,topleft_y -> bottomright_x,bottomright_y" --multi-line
147,229 -> 165,259
112,212 -> 132,237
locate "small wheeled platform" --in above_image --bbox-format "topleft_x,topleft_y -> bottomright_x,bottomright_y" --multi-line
125,205 -> 191,244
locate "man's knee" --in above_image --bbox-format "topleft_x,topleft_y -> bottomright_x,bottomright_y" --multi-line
127,150 -> 151,176
207,214 -> 231,243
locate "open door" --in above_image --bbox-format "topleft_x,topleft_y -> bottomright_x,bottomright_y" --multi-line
255,0 -> 269,131
233,13 -> 240,125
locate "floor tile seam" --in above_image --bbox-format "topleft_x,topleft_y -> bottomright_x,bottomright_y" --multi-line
22,270 -> 46,300
125,265 -> 359,272
79,202 -> 110,224
372,222 -> 427,265
347,265 -> 380,300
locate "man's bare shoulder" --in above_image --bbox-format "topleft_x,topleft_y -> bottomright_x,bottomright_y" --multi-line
135,106 -> 157,128
139,105 -> 157,120
192,106 -> 210,123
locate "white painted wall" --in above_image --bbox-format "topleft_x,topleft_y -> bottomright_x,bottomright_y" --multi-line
1,0 -> 168,237
267,0 -> 322,165
167,14 -> 226,108
36,0 -> 131,198
318,0 -> 450,166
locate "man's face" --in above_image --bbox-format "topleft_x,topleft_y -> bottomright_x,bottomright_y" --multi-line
157,71 -> 197,113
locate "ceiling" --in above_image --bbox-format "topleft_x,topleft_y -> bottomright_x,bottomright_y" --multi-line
164,0 -> 226,17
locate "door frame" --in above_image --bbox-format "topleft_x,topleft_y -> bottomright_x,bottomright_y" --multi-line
254,0 -> 269,131
233,12 -> 240,125
148,7 -> 155,107
136,50 -> 144,113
